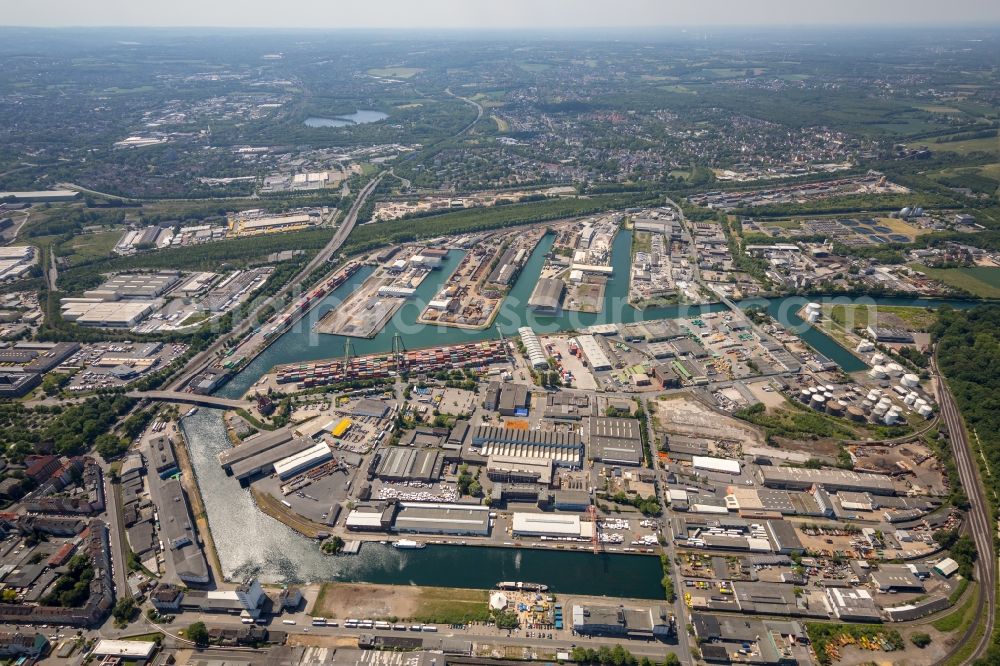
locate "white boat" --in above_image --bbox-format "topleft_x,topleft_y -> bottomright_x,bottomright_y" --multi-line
184,406 -> 199,417
393,539 -> 425,550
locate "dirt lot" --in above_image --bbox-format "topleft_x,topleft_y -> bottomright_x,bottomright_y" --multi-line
312,582 -> 488,622
650,393 -> 764,445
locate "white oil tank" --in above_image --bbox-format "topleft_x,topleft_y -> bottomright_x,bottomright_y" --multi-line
811,394 -> 826,410
918,404 -> 933,418
903,393 -> 917,406
869,365 -> 887,379
872,353 -> 886,365
886,362 -> 904,377
856,341 -> 875,353
901,373 -> 920,388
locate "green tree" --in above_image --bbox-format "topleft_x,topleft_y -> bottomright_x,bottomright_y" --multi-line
186,621 -> 209,646
911,632 -> 931,648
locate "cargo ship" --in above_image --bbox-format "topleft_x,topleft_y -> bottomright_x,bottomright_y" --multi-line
496,581 -> 549,592
392,539 -> 426,550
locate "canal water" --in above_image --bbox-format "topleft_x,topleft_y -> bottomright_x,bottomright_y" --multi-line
180,405 -> 664,595
188,228 -> 981,588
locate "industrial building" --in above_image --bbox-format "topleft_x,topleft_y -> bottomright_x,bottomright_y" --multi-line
588,417 -> 644,466
392,502 -> 491,536
158,479 -> 210,584
528,277 -> 565,314
273,442 -> 332,479
486,456 -> 554,486
756,466 -> 896,495
472,426 -> 583,467
870,564 -> 924,592
693,456 -> 742,476
512,512 -> 593,539
375,447 -> 444,483
84,271 -> 181,300
498,383 -> 530,416
518,327 -> 549,369
0,372 -> 40,397
574,335 -> 612,371
0,190 -> 79,203
572,605 -> 674,640
59,300 -> 158,328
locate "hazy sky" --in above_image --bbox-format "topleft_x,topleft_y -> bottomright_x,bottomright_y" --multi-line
4,0 -> 999,29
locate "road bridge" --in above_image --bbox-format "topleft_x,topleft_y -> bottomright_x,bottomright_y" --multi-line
126,390 -> 251,410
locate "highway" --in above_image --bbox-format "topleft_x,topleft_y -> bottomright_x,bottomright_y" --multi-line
932,352 -> 996,666
167,172 -> 384,392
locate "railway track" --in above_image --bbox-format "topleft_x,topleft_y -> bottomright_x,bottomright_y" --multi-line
932,352 -> 996,666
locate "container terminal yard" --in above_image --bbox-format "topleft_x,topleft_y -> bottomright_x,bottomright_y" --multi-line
314,245 -> 446,338
272,339 -> 510,389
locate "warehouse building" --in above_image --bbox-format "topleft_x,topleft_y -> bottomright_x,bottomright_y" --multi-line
228,437 -> 315,482
693,456 -> 741,476
512,512 -> 593,539
871,565 -> 924,592
219,429 -> 294,471
764,520 -> 804,554
619,320 -> 685,343
572,605 -> 674,640
826,588 -> 881,622
60,299 -> 158,328
486,456 -> 554,486
756,466 -> 896,495
543,392 -> 593,421
528,277 -> 565,314
392,502 -> 490,536
159,479 -> 210,584
498,383 -> 530,416
345,502 -> 396,532
273,442 -> 332,479
0,189 -> 79,203
375,447 -> 444,483
85,271 -> 181,300
574,335 -> 612,371
588,417 -> 644,466
518,327 -> 549,369
472,426 -> 583,467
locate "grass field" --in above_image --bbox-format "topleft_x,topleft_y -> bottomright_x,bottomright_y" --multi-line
409,587 -> 490,624
919,136 -> 1000,156
873,216 -> 929,240
367,67 -> 423,78
58,230 -> 122,266
491,115 -> 509,132
911,264 -> 1000,299
312,583 -> 490,624
826,303 -> 939,331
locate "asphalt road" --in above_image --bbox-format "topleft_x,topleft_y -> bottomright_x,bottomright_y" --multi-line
932,354 -> 996,666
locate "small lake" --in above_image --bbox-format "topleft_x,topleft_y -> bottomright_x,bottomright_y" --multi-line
304,110 -> 388,127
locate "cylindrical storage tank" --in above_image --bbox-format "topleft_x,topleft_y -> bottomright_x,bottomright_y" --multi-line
903,393 -> 916,406
807,311 -> 820,323
825,384 -> 835,392
799,389 -> 812,403
811,394 -> 826,410
878,397 -> 892,407
861,400 -> 873,414
883,411 -> 900,425
901,373 -> 920,388
873,404 -> 888,417
872,353 -> 885,365
806,302 -> 821,312
827,401 -> 844,416
866,390 -> 881,402
869,365 -> 887,380
886,362 -> 904,377
918,404 -> 933,418
823,392 -> 834,400
847,406 -> 866,422
856,341 -> 875,353
914,398 -> 928,408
